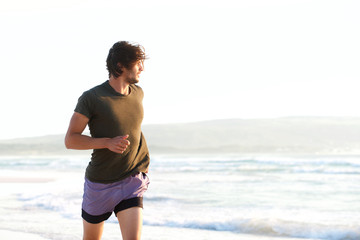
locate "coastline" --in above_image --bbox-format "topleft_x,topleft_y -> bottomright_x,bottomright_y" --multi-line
0,155 -> 358,240
0,226 -> 320,240
0,174 -> 319,240
0,230 -> 49,240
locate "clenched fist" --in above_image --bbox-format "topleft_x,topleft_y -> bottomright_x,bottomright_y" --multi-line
106,135 -> 130,154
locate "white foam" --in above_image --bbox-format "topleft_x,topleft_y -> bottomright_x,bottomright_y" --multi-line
1,155 -> 359,240
144,217 -> 360,240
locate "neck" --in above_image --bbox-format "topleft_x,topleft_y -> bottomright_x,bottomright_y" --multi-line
109,76 -> 130,95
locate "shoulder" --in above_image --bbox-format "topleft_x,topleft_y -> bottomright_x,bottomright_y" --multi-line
130,84 -> 144,97
81,81 -> 109,98
131,84 -> 144,93
78,89 -> 96,103
131,84 -> 143,91
78,89 -> 93,100
90,81 -> 109,94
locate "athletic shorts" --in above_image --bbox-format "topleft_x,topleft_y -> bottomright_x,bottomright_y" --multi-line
81,172 -> 150,224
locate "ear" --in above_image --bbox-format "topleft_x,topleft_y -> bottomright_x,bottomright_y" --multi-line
116,63 -> 125,70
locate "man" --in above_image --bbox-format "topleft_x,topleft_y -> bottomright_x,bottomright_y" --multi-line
65,41 -> 150,240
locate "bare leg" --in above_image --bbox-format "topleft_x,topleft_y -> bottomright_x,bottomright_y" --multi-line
116,207 -> 143,240
82,219 -> 105,240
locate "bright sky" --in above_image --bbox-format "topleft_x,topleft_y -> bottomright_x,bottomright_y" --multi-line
0,0 -> 359,139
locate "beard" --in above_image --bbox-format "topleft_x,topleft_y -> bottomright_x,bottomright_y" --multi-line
126,77 -> 139,84
126,78 -> 139,84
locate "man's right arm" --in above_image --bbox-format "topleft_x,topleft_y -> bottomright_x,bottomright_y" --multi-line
64,112 -> 130,153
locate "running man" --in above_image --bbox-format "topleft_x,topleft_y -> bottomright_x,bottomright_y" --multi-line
65,41 -> 150,240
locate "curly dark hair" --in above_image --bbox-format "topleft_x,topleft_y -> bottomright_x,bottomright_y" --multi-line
106,41 -> 147,78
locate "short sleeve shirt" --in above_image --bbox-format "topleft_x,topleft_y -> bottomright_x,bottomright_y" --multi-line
75,80 -> 150,183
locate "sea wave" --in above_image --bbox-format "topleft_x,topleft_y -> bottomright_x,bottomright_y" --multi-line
0,156 -> 88,170
17,188 -> 360,240
144,218 -> 360,240
144,196 -> 178,202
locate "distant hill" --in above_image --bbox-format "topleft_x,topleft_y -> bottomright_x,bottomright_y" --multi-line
1,117 -> 360,155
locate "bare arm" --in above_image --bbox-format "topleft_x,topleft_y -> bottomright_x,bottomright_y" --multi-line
64,112 -> 130,154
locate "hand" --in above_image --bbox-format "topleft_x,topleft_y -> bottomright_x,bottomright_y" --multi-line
106,135 -> 130,154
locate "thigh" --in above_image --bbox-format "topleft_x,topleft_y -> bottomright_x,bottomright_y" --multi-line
116,207 -> 143,240
83,219 -> 104,240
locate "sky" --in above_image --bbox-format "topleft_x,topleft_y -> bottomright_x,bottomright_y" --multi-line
0,0 -> 359,139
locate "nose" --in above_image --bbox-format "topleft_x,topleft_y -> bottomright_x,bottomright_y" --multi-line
139,63 -> 144,71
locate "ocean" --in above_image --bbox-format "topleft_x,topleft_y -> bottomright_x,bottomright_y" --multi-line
0,153 -> 359,240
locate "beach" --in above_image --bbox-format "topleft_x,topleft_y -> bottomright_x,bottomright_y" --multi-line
0,154 -> 359,239
0,224 -> 320,240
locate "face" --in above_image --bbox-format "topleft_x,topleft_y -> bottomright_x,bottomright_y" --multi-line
123,60 -> 144,84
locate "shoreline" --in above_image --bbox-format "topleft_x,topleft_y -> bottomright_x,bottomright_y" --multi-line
0,226 -> 321,240
0,230 -> 49,240
0,156 -> 358,240
0,177 -> 54,183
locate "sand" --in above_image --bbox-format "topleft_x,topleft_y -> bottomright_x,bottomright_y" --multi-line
0,226 -> 320,240
0,230 -> 49,240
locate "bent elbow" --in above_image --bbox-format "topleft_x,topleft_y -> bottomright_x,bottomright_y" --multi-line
64,142 -> 71,150
64,135 -> 73,149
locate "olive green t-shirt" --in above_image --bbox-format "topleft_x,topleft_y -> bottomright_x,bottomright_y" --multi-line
75,80 -> 150,183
